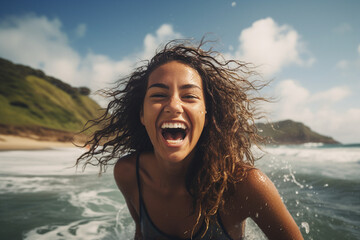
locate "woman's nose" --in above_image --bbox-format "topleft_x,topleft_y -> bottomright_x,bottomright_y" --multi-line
164,96 -> 183,114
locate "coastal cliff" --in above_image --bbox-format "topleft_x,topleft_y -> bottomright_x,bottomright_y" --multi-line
0,57 -> 102,142
256,119 -> 339,145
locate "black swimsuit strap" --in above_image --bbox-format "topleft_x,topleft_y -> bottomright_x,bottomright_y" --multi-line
135,153 -> 235,240
135,153 -> 141,189
135,153 -> 143,221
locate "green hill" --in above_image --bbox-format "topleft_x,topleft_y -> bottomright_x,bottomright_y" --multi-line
256,119 -> 339,145
0,58 -> 339,145
0,57 -> 102,138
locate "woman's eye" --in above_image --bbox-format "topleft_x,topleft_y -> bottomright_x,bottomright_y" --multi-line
150,94 -> 167,98
183,95 -> 198,99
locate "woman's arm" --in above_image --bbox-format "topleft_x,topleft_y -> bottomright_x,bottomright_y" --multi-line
114,154 -> 143,240
244,169 -> 303,240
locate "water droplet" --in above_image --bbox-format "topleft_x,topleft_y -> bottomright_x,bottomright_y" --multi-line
295,191 -> 299,195
324,184 -> 329,187
255,212 -> 259,218
301,222 -> 310,234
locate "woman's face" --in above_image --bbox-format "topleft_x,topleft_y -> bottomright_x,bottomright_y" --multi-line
141,61 -> 206,163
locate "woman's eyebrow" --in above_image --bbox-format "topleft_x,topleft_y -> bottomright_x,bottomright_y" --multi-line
180,84 -> 201,90
147,83 -> 201,90
148,83 -> 169,89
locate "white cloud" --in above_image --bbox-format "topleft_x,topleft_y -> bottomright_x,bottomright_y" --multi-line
335,45 -> 360,70
268,79 -> 360,143
333,23 -> 352,34
336,59 -> 349,69
0,15 -> 181,93
228,18 -> 314,77
270,80 -> 312,121
75,23 -> 87,38
231,2 -> 236,7
142,24 -> 182,60
310,86 -> 350,103
0,14 -> 82,83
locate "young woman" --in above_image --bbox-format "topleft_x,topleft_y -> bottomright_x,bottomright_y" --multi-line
77,40 -> 303,240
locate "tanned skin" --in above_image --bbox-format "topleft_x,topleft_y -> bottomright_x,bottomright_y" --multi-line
114,61 -> 303,240
114,153 -> 303,240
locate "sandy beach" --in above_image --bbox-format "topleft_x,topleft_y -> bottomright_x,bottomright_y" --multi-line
0,134 -> 77,151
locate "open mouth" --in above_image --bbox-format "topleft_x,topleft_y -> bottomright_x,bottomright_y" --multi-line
161,122 -> 188,144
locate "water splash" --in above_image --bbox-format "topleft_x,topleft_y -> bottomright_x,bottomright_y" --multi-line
114,205 -> 135,239
288,166 -> 304,188
301,222 -> 310,234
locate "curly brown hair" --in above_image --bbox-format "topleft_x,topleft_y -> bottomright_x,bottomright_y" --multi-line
76,38 -> 268,236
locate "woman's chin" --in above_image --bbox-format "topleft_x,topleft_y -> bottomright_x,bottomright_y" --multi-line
155,148 -> 196,164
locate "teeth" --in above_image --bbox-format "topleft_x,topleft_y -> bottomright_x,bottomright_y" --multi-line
161,122 -> 187,129
166,139 -> 183,144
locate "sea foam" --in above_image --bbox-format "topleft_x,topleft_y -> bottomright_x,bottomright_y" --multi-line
265,146 -> 360,163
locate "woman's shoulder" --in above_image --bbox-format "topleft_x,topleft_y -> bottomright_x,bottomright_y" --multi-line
236,168 -> 279,202
229,168 -> 281,212
233,168 -> 304,239
113,153 -> 138,194
242,168 -> 272,187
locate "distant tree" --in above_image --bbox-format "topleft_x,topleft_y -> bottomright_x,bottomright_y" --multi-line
78,87 -> 91,96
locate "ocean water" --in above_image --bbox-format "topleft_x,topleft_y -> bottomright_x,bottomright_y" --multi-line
0,144 -> 359,240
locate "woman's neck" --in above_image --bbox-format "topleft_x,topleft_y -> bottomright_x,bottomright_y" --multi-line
147,151 -> 195,192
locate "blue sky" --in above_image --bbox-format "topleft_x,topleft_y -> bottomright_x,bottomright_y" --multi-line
0,0 -> 359,143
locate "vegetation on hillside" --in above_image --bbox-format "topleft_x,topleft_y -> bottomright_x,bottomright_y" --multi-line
256,119 -> 339,145
0,57 -> 102,135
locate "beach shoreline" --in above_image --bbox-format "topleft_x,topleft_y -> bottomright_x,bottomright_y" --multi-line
0,134 -> 80,151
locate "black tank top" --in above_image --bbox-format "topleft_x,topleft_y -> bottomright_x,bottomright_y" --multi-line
136,154 -> 237,240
